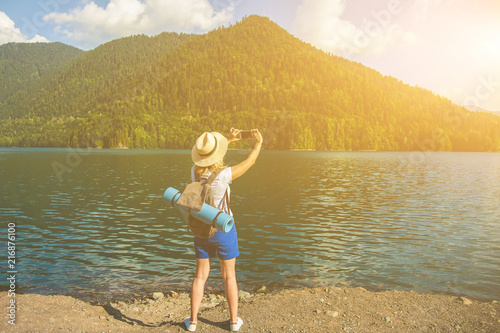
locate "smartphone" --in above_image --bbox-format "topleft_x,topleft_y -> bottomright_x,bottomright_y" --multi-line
240,130 -> 252,139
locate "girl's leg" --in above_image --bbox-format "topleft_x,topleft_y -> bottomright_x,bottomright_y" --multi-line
220,258 -> 238,322
190,258 -> 211,323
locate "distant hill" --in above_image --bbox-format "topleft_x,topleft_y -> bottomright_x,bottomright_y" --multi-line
0,42 -> 83,102
1,15 -> 499,151
464,105 -> 500,117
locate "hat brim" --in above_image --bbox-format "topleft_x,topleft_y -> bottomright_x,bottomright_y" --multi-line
192,132 -> 228,167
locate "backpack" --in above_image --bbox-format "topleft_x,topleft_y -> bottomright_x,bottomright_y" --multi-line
176,168 -> 229,239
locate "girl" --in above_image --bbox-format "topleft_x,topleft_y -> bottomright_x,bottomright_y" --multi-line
185,128 -> 263,332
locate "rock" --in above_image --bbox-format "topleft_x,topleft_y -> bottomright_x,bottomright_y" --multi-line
460,297 -> 472,305
152,292 -> 164,300
208,294 -> 217,303
238,290 -> 252,299
492,300 -> 498,304
326,310 -> 340,318
256,286 -> 267,293
385,317 -> 392,323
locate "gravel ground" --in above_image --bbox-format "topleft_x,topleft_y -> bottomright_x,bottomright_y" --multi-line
1,287 -> 499,332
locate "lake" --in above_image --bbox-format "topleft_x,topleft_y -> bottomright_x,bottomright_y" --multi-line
1,148 -> 499,302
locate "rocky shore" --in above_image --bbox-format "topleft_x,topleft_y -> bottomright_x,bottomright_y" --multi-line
1,287 -> 499,332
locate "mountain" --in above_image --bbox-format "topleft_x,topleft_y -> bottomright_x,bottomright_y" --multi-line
0,42 -> 83,102
1,15 -> 499,151
0,32 -> 194,147
464,105 -> 500,117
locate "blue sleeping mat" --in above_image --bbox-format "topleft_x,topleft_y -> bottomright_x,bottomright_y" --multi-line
163,187 -> 234,233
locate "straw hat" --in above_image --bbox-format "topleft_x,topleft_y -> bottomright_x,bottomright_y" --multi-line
192,132 -> 228,167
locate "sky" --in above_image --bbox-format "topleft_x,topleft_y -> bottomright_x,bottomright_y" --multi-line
1,0 -> 500,111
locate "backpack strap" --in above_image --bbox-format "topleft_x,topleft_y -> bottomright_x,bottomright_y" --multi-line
194,168 -> 222,183
206,168 -> 231,215
171,191 -> 181,207
212,211 -> 223,227
205,168 -> 223,185
223,188 -> 230,213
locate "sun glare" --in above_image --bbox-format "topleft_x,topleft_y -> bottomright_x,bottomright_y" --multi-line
479,31 -> 500,58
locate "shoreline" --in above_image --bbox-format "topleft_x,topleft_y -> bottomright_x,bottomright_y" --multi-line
2,286 -> 499,332
12,280 -> 499,305
3,147 -> 500,153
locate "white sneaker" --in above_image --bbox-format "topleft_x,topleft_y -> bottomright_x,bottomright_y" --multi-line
184,317 -> 196,332
230,317 -> 243,331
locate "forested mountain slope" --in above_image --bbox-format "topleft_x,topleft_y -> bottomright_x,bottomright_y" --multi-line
0,42 -> 83,101
1,15 -> 499,151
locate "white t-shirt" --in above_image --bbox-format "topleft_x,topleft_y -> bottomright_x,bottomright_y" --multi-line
191,166 -> 232,216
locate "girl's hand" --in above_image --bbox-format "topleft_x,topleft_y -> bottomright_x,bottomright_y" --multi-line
251,129 -> 263,144
228,128 -> 241,144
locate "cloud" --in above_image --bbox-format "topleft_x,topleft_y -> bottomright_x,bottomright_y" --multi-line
291,0 -> 415,58
0,11 -> 49,45
43,0 -> 236,49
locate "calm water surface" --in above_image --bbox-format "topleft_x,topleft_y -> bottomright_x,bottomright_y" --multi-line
1,148 -> 499,302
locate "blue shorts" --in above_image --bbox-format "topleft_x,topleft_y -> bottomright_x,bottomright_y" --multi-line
194,225 -> 239,260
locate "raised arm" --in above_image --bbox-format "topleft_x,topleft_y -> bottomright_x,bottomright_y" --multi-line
231,129 -> 263,180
